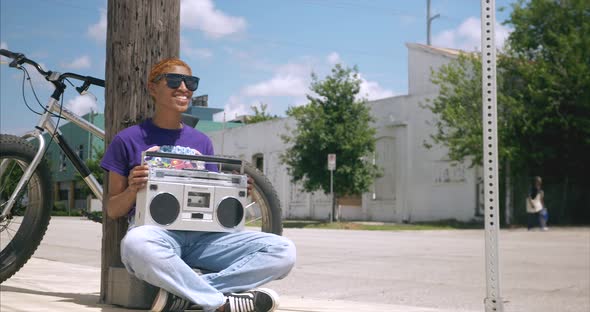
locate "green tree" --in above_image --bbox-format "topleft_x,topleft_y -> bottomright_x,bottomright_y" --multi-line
75,146 -> 105,197
424,54 -> 525,168
281,64 -> 380,211
505,0 -> 590,181
246,102 -> 278,124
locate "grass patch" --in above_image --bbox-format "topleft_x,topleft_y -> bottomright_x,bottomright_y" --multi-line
282,219 -> 483,231
52,209 -> 83,217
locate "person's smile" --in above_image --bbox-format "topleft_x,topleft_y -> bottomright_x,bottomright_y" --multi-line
172,92 -> 190,107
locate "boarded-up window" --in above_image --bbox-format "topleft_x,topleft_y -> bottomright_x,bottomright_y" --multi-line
375,136 -> 395,200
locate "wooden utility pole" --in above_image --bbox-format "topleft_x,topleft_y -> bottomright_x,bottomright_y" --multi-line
101,0 -> 180,302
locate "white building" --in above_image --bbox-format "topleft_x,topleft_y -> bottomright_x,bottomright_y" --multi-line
208,43 -> 484,222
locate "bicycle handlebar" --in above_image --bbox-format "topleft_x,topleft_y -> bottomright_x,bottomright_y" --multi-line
0,49 -> 19,59
0,48 -> 105,88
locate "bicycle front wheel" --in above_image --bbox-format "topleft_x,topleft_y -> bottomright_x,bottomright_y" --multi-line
0,134 -> 53,283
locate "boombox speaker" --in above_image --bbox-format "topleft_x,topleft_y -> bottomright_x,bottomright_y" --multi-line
135,151 -> 248,232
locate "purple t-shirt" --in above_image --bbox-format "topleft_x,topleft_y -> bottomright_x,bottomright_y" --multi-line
100,118 -> 218,176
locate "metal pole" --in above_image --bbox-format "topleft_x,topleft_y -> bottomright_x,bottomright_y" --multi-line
427,0 -> 440,45
330,170 -> 334,223
221,112 -> 226,155
427,0 -> 431,45
481,0 -> 503,310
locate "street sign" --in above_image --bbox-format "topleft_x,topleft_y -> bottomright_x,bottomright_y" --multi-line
328,153 -> 336,171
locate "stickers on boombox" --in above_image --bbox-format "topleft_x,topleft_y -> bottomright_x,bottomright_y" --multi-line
135,151 -> 248,232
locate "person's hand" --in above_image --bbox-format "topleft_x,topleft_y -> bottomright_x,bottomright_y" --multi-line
246,175 -> 254,196
127,165 -> 149,193
233,170 -> 254,196
146,145 -> 160,152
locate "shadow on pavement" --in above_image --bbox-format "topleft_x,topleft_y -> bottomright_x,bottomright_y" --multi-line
0,285 -> 134,312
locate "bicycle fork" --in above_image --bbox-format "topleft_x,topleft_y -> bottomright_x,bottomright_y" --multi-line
0,130 -> 47,219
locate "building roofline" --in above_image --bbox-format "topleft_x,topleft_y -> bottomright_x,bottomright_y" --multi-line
405,42 -> 472,58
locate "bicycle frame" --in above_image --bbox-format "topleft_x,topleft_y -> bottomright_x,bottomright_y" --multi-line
1,95 -> 105,217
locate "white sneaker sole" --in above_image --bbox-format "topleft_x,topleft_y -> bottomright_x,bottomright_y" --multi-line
255,287 -> 280,311
151,288 -> 168,312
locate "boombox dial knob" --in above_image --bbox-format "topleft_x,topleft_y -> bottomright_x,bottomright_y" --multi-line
217,197 -> 244,228
150,192 -> 180,225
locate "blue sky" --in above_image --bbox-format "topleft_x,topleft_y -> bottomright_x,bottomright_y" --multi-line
1,0 -> 515,135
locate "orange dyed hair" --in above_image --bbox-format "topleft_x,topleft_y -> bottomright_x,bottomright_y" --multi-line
148,58 -> 192,82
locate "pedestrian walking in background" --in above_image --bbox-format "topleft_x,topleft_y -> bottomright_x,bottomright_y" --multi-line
526,176 -> 549,231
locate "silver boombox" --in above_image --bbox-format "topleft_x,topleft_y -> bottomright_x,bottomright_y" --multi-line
135,151 -> 247,232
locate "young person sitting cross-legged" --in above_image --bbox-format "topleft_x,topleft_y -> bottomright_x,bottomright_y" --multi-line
100,58 -> 296,312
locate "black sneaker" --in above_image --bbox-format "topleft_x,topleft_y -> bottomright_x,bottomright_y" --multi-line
223,288 -> 279,312
151,288 -> 194,312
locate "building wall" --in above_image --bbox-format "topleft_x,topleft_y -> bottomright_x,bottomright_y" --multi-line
368,94 -> 477,222
186,106 -> 223,121
407,42 -> 461,96
207,43 -> 480,222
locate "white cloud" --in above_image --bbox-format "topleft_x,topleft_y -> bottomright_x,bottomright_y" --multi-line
62,55 -> 91,69
87,9 -> 107,43
181,0 -> 246,38
243,75 -> 307,97
277,61 -> 313,77
214,95 -> 250,121
432,17 -> 511,51
66,94 -> 98,116
221,52 -> 397,118
292,96 -> 309,107
86,1 -> 246,42
358,74 -> 396,100
327,52 -> 341,65
241,61 -> 311,97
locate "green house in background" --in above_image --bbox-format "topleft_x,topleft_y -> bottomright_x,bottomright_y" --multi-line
47,95 -> 243,213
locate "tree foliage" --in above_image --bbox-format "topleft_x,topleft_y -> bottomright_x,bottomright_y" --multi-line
245,102 -> 278,124
75,147 -> 105,197
504,0 -> 590,180
426,0 -> 589,176
281,64 -> 380,197
424,54 -> 525,168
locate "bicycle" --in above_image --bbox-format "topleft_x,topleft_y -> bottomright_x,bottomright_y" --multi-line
0,49 -> 283,283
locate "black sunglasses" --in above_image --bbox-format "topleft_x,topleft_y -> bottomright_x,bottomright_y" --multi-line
153,73 -> 200,91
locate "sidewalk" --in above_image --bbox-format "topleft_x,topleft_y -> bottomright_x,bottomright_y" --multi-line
0,258 -> 465,312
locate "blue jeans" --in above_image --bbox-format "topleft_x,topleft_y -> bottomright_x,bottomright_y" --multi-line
120,225 -> 296,311
527,208 -> 548,230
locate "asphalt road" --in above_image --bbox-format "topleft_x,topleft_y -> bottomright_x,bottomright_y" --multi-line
32,217 -> 590,312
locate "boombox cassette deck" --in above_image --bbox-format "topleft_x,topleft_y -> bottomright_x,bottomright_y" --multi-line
135,151 -> 248,232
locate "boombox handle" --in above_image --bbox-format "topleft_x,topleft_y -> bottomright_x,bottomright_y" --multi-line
142,151 -> 244,174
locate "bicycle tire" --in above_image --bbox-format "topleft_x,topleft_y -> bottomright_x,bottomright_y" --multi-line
0,134 -> 53,283
219,160 -> 283,236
